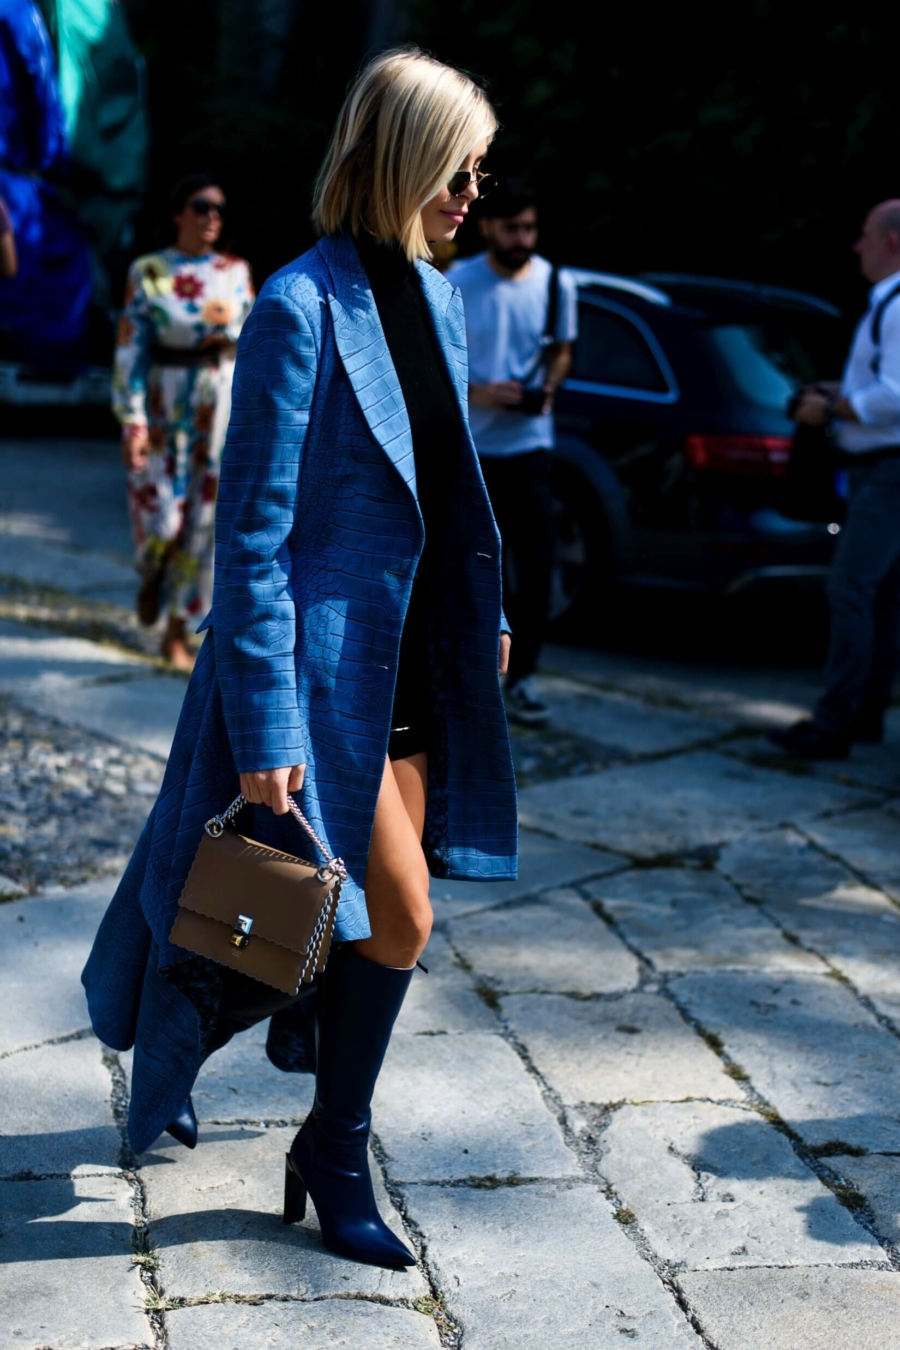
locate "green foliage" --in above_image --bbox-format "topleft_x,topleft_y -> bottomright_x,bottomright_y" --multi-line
123,0 -> 900,309
407,0 -> 899,309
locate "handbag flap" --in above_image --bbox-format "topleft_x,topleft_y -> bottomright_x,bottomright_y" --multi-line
178,830 -> 332,953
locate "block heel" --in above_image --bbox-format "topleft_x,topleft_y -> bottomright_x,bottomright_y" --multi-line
283,1153 -> 308,1224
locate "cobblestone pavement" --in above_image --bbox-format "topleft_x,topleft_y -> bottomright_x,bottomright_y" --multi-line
4,442 -> 900,1348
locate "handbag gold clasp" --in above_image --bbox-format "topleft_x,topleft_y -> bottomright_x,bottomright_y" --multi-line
231,914 -> 253,949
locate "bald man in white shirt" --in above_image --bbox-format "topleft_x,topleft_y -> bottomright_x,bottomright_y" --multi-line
770,200 -> 900,758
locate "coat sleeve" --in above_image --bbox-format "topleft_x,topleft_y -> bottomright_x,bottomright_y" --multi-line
112,260 -> 152,426
207,281 -> 317,773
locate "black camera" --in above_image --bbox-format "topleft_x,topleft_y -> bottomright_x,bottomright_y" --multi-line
513,387 -> 547,416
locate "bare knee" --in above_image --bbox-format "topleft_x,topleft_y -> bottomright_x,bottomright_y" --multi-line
361,866 -> 433,967
382,878 -> 432,966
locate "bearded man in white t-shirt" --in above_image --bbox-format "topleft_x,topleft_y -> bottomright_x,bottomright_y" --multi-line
449,179 -> 578,725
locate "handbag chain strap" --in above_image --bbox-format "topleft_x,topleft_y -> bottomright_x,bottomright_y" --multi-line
205,793 -> 348,887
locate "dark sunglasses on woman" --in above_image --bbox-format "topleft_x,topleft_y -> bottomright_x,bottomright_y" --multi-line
446,169 -> 495,199
189,198 -> 228,218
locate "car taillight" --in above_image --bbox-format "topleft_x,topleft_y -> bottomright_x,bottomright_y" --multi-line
684,434 -> 793,477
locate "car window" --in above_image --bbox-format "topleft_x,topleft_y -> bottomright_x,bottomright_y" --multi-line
708,323 -> 824,411
571,301 -> 669,393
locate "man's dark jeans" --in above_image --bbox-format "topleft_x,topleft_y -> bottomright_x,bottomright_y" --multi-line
815,454 -> 900,736
479,448 -> 555,689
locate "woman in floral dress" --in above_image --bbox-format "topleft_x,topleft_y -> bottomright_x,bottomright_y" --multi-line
113,173 -> 254,669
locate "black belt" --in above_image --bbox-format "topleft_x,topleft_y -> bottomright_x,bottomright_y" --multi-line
150,343 -> 237,368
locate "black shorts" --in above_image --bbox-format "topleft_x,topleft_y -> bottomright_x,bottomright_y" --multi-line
388,571 -> 430,761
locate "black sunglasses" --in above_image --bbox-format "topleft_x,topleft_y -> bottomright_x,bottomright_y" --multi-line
189,197 -> 227,218
446,169 -> 495,200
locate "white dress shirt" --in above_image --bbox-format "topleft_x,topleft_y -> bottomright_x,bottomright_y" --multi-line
836,268 -> 900,452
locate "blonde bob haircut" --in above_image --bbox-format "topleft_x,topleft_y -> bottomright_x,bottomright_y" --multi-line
314,48 -> 497,263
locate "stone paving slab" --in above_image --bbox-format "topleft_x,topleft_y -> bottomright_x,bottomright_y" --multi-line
0,439 -> 135,558
829,1153 -> 900,1247
517,751 -> 870,858
502,992 -> 734,1106
0,1036 -> 120,1176
0,617 -> 144,679
142,1125 -> 426,1300
720,829 -> 900,1019
429,828 -> 621,924
601,1101 -> 881,1268
396,930 -> 496,1033
192,1019 -> 316,1125
672,971 -> 900,1151
0,620 -> 183,757
374,1032 -> 577,1181
0,880 -> 110,1052
0,1173 -> 150,1349
720,826 -> 886,908
536,673 -> 735,754
449,887 -> 640,994
805,808 -> 900,902
166,1299 -> 441,1349
25,669 -> 184,759
542,642 -> 820,727
727,735 -> 900,795
0,531 -> 135,600
586,867 -> 821,973
679,1267 -> 900,1350
403,1182 -> 702,1347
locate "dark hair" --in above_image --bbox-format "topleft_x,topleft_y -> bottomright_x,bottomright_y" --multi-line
479,175 -> 537,220
169,172 -> 225,216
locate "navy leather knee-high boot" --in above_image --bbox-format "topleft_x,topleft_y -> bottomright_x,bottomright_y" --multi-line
283,945 -> 416,1267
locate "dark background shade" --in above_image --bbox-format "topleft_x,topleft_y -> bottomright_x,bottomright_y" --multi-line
122,0 -> 898,316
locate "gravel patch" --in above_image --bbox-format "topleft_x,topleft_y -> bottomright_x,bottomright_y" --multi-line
0,695 -> 162,891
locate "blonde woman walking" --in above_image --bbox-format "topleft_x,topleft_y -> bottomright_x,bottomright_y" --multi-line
84,49 -> 516,1270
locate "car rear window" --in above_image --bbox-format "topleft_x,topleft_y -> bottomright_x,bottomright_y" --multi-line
707,321 -> 838,411
572,301 -> 669,393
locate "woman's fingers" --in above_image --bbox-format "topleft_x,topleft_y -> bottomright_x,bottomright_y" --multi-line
499,632 -> 511,676
239,767 -> 294,814
287,764 -> 306,794
271,771 -> 291,815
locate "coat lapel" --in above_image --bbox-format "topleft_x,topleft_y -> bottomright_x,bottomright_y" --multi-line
318,233 -> 416,496
415,260 -> 471,426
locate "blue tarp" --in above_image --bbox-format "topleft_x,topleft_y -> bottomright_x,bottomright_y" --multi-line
0,0 -> 92,369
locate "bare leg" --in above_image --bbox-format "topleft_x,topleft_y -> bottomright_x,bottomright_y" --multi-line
161,615 -> 195,671
352,752 -> 431,969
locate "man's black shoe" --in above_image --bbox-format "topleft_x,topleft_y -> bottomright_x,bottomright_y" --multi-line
767,720 -> 851,760
852,708 -> 886,744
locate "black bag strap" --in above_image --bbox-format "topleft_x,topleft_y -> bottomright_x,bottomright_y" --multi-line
522,265 -> 561,384
544,264 -> 560,342
870,281 -> 900,374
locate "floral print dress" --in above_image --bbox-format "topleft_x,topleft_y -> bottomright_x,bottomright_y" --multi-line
112,248 -> 254,625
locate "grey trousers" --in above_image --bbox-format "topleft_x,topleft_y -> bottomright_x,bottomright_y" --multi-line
815,455 -> 900,735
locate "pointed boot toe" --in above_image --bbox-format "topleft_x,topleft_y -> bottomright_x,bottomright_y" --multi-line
165,1096 -> 198,1149
287,1125 -> 416,1268
327,1214 -> 416,1268
282,949 -> 419,1269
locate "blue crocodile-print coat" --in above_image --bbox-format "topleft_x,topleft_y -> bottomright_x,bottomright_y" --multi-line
82,233 -> 518,1151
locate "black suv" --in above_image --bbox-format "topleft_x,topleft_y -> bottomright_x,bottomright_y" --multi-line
551,271 -> 849,626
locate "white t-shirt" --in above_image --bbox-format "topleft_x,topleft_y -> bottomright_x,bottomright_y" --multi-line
448,252 -> 578,457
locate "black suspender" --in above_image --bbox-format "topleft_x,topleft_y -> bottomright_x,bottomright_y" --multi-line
870,281 -> 900,374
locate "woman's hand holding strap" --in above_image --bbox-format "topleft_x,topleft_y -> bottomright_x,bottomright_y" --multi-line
239,765 -> 306,815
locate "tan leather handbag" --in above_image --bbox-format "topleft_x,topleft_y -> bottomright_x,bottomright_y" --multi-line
169,794 -> 346,996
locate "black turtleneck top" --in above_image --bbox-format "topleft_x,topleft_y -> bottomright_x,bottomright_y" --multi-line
356,233 -> 460,547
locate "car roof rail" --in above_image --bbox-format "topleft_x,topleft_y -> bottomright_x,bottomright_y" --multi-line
562,268 -> 673,307
640,272 -> 841,317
